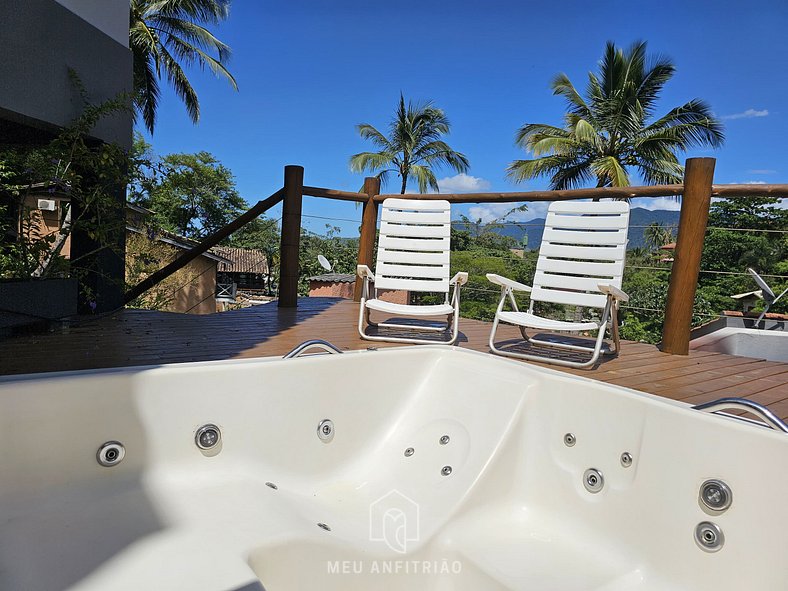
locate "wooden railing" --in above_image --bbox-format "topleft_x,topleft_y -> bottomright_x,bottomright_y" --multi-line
126,158 -> 788,357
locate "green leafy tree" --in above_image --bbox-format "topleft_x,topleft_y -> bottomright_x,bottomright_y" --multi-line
350,94 -> 470,193
700,195 -> 788,314
130,0 -> 237,133
133,151 -> 246,239
507,41 -> 724,188
298,225 -> 359,294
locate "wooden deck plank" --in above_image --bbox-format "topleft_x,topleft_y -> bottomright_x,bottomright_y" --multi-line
2,297 -> 787,423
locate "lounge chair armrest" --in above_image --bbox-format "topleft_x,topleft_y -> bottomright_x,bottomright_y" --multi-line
357,265 -> 375,281
450,272 -> 469,286
598,284 -> 629,302
486,273 -> 531,292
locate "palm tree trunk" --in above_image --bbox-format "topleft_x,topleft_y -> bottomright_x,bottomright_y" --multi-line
400,173 -> 407,194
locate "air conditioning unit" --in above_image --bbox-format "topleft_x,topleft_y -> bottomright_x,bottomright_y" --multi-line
37,199 -> 57,211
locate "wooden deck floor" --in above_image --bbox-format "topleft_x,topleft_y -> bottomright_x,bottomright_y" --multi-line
2,297 -> 788,421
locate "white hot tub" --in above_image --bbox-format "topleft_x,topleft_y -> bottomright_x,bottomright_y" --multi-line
1,346 -> 787,590
690,326 -> 788,362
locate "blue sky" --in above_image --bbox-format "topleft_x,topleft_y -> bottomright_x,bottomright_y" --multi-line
141,0 -> 788,235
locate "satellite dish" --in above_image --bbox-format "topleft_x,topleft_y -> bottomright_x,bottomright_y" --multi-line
747,268 -> 775,301
317,254 -> 332,272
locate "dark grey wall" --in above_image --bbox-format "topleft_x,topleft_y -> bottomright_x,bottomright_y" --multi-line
0,0 -> 133,148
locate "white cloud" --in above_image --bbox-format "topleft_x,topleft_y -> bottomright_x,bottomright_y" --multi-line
437,173 -> 491,193
631,197 -> 682,211
721,108 -> 769,120
747,169 -> 777,174
744,180 -> 767,184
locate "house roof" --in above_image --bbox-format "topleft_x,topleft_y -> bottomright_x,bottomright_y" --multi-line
211,246 -> 269,274
126,202 -> 155,216
723,310 -> 788,321
307,273 -> 356,283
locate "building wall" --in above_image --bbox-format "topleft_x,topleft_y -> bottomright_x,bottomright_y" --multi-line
0,0 -> 133,147
377,289 -> 410,305
54,0 -> 129,47
308,281 -> 409,304
309,281 -> 355,299
22,195 -> 72,259
168,257 -> 219,315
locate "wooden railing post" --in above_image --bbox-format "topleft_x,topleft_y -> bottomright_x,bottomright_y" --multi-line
278,165 -> 304,308
661,157 -> 716,354
354,177 -> 381,301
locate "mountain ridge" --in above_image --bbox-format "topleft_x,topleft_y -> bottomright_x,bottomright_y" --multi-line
454,207 -> 680,249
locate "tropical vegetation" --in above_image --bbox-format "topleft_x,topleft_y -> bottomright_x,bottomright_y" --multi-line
350,94 -> 469,193
507,41 -> 724,188
0,79 -> 131,305
129,137 -> 246,239
130,0 -> 237,134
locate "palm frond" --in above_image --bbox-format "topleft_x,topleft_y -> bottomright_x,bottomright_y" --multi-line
639,100 -> 725,148
356,124 -> 393,150
591,155 -> 630,187
506,154 -> 577,184
157,43 -> 200,123
514,123 -> 570,149
549,159 -> 597,190
413,141 -> 469,172
162,33 -> 237,89
349,152 -> 394,174
409,164 -> 439,193
130,0 -> 234,133
551,73 -> 593,120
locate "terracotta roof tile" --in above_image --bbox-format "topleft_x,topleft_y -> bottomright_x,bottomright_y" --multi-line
211,246 -> 269,274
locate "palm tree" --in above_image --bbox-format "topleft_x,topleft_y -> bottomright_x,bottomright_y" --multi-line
644,222 -> 675,251
507,41 -> 724,189
130,0 -> 238,134
350,94 -> 470,194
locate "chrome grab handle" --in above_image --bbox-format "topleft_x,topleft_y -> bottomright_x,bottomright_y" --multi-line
692,397 -> 788,434
283,339 -> 344,359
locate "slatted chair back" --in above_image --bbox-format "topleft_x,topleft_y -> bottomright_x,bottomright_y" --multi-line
531,201 -> 630,310
374,198 -> 452,294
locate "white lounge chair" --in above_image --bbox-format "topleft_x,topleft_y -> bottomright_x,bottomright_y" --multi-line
486,201 -> 630,368
357,198 -> 468,344
747,267 -> 788,326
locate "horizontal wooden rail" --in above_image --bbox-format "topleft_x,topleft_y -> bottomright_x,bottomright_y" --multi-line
124,188 -> 285,304
709,184 -> 788,198
303,185 -> 367,202
376,185 -> 685,202
370,184 -> 788,203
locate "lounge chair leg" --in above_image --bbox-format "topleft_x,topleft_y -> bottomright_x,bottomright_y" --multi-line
358,300 -> 368,340
449,312 -> 459,344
